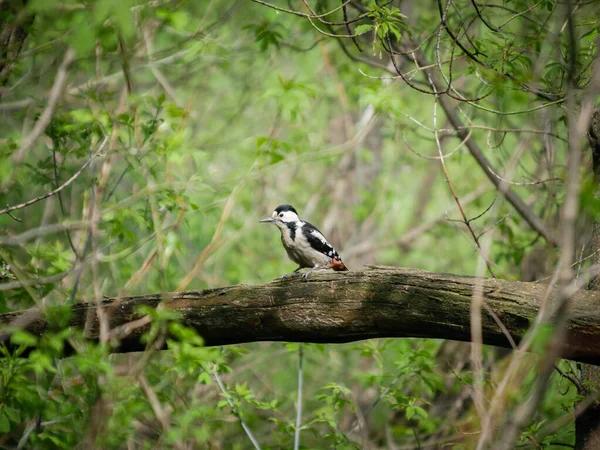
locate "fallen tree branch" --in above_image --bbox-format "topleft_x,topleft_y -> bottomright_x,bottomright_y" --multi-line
1,267 -> 600,364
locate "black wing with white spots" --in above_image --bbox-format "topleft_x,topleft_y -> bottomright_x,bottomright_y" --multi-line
302,222 -> 342,261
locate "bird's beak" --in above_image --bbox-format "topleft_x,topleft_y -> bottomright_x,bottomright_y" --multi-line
259,217 -> 275,223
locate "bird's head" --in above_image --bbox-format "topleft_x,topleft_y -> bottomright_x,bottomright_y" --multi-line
259,204 -> 300,229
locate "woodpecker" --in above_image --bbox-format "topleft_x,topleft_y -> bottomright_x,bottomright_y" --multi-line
260,204 -> 348,279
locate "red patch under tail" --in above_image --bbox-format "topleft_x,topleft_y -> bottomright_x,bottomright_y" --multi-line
330,259 -> 349,271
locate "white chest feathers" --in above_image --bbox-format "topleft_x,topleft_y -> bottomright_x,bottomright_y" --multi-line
278,221 -> 333,268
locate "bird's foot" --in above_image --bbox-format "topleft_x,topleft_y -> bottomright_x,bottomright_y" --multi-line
277,271 -> 301,281
301,266 -> 324,282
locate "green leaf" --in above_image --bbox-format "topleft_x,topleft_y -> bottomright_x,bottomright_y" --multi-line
4,407 -> 20,423
10,329 -> 37,347
406,405 -> 415,421
413,405 -> 428,420
0,412 -> 9,434
354,24 -> 374,35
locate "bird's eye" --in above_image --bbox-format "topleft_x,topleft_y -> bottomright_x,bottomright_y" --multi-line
279,213 -> 284,217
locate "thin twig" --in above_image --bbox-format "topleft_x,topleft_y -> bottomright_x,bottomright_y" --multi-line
487,3 -> 587,446
0,136 -> 108,216
347,369 -> 405,434
425,62 -> 496,278
486,164 -> 561,187
176,188 -> 237,291
138,374 -> 170,432
213,370 -> 262,450
6,210 -> 22,222
0,269 -> 71,292
293,345 -> 303,450
13,49 -> 75,162
343,185 -> 490,259
52,141 -> 79,257
0,221 -> 86,245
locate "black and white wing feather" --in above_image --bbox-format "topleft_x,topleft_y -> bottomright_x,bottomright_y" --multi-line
302,222 -> 342,261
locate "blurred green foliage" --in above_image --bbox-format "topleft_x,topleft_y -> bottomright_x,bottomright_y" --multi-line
0,0 -> 598,448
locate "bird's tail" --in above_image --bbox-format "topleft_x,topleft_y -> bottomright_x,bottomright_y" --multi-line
331,259 -> 349,271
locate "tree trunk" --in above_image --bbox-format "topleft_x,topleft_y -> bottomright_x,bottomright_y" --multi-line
2,266 -> 600,364
576,109 -> 600,450
0,0 -> 33,97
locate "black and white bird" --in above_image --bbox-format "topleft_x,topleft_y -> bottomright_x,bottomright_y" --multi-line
260,204 -> 348,279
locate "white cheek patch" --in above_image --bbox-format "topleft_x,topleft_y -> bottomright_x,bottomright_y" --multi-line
280,211 -> 298,222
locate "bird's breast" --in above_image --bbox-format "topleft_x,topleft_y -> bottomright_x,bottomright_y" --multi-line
280,226 -> 331,268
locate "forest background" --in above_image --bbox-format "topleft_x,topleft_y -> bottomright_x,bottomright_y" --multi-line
1,0 -> 600,449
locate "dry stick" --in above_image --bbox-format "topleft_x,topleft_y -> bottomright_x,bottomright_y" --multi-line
424,46 -> 516,415
423,57 -> 496,417
469,0 -> 499,32
250,0 -> 347,19
475,148 -> 556,448
52,144 -> 79,257
213,370 -> 262,450
0,137 -> 108,217
0,269 -> 71,292
351,29 -> 558,246
402,127 -> 472,161
84,81 -> 131,340
142,22 -> 180,106
13,48 -> 75,162
0,221 -> 86,245
343,184 -> 490,259
425,66 -> 496,278
342,0 -> 362,52
138,374 -> 170,432
488,6 -> 590,450
88,134 -> 117,345
293,345 -> 304,450
470,140 -> 557,445
299,0 -> 364,26
427,42 -> 531,432
176,187 -> 237,291
477,270 -> 561,449
175,102 -> 267,291
404,48 -> 559,246
471,240 -> 492,418
496,0 -> 545,30
486,164 -> 561,187
109,315 -> 153,342
347,369 -> 406,435
439,91 -> 558,245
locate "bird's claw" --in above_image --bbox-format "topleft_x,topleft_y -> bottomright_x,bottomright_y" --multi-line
278,272 -> 299,281
302,266 -> 323,281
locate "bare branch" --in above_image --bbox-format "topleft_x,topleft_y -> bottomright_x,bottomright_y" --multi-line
0,136 -> 108,217
213,369 -> 262,450
293,345 -> 304,450
13,48 -> 75,161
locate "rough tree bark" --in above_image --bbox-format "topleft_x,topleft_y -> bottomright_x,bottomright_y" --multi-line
576,109 -> 600,450
2,267 -> 600,365
0,0 -> 33,98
